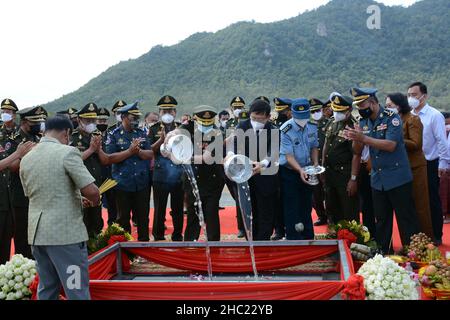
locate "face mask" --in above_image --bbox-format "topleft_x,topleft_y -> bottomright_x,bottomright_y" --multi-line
408,95 -> 424,110
1,113 -> 13,123
197,123 -> 213,134
277,113 -> 289,123
30,124 -> 41,135
161,113 -> 174,124
97,124 -> 108,132
446,124 -> 450,132
116,114 -> 122,122
294,119 -> 308,127
233,109 -> 242,118
251,120 -> 265,131
220,120 -> 228,128
386,107 -> 399,114
40,122 -> 46,133
83,123 -> 97,134
71,121 -> 78,130
333,111 -> 346,122
358,107 -> 373,119
312,111 -> 323,121
130,121 -> 139,130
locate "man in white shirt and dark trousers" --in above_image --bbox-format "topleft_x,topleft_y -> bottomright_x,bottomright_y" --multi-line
409,82 -> 449,246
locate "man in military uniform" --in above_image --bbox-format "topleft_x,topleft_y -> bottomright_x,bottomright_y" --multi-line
7,106 -> 47,258
70,103 -> 105,237
322,94 -> 362,224
148,95 -> 184,241
218,110 -> 230,137
309,98 -> 330,226
108,100 -> 127,135
0,98 -> 18,263
105,102 -> 153,241
226,96 -> 246,131
272,97 -> 292,129
57,107 -> 79,129
345,87 -> 420,254
96,107 -> 117,226
167,105 -> 225,241
279,99 -> 319,240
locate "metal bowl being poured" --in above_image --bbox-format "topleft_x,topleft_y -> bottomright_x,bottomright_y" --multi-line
224,154 -> 253,184
160,134 -> 193,165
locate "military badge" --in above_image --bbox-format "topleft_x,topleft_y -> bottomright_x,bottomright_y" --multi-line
5,142 -> 11,151
392,118 -> 400,127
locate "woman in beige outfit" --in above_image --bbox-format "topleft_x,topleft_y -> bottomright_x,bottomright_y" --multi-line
386,93 -> 434,238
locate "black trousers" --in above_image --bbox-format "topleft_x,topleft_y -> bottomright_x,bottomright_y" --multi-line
83,206 -> 104,238
0,210 -> 13,264
104,188 -> 118,225
224,177 -> 244,233
184,189 -> 222,242
312,180 -> 327,221
152,183 -> 184,240
12,206 -> 32,259
249,185 -> 277,241
427,159 -> 443,241
115,187 -> 150,241
358,164 -> 376,238
372,182 -> 420,254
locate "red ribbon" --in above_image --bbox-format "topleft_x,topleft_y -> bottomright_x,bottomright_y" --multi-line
337,229 -> 357,247
342,274 -> 366,300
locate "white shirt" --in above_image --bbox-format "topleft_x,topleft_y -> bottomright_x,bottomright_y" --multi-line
412,104 -> 449,169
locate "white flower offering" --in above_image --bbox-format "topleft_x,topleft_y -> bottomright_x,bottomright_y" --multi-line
0,254 -> 37,300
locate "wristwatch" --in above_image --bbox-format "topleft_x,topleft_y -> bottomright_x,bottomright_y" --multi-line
350,175 -> 357,181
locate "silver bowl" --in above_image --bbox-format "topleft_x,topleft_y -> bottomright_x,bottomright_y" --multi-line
224,154 -> 253,184
303,166 -> 326,186
160,134 -> 193,165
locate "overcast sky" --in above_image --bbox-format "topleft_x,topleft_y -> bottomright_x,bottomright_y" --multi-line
0,0 -> 418,109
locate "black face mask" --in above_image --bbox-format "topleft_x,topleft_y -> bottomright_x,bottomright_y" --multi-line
97,124 -> 108,132
277,113 -> 289,123
29,124 -> 41,135
358,107 -> 373,119
72,121 -> 79,129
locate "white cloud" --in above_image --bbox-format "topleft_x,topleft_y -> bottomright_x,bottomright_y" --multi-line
0,0 -> 417,109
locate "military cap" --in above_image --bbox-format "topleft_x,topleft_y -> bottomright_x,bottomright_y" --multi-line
193,105 -> 217,126
254,96 -> 270,105
117,101 -> 142,116
97,107 -> 111,120
291,98 -> 311,120
330,94 -> 353,112
309,98 -> 324,112
157,95 -> 177,109
1,98 -> 18,112
112,100 -> 127,113
17,106 -> 46,122
230,96 -> 245,109
274,97 -> 292,112
57,107 -> 78,118
350,87 -> 378,108
239,110 -> 250,121
78,103 -> 99,119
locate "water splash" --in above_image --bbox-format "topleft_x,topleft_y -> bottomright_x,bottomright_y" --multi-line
182,164 -> 213,280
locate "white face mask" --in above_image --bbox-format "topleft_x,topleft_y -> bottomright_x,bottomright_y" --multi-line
333,111 -> 347,122
294,119 -> 308,127
386,107 -> 399,114
197,123 -> 213,134
408,95 -> 423,109
220,120 -> 228,128
83,122 -> 97,134
312,111 -> 323,121
1,113 -> 13,123
116,114 -> 122,122
251,120 -> 265,131
161,113 -> 174,124
446,124 -> 450,132
233,109 -> 242,118
40,122 -> 46,133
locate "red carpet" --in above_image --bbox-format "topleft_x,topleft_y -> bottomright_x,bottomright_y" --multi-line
10,207 -> 450,256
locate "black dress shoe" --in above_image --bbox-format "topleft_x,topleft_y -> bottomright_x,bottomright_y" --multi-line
314,219 -> 327,226
171,234 -> 183,242
237,230 -> 245,238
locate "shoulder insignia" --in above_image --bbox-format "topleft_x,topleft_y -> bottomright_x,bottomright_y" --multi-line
105,135 -> 111,145
392,118 -> 400,127
4,142 -> 11,151
281,124 -> 292,134
384,109 -> 394,117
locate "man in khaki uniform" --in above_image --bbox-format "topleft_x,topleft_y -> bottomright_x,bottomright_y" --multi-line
20,116 -> 99,300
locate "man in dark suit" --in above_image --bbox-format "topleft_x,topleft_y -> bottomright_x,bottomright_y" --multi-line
232,99 -> 279,241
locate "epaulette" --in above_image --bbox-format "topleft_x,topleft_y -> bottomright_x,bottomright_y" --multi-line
110,126 -> 121,134
281,124 -> 292,134
308,120 -> 318,126
91,129 -> 102,136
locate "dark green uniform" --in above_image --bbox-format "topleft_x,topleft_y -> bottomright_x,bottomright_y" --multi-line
71,129 -> 104,237
0,125 -> 15,263
323,116 -> 360,223
8,128 -> 41,258
181,120 -> 225,241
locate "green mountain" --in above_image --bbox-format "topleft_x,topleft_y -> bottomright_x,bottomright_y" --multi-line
43,0 -> 450,115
